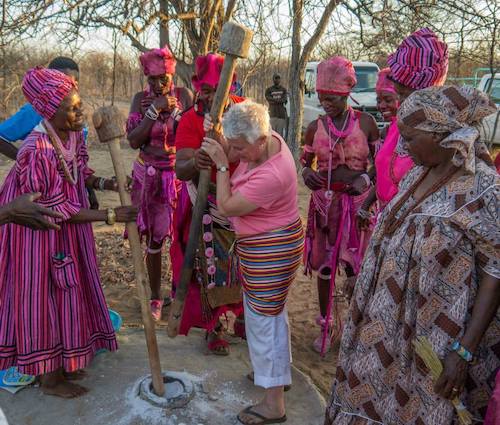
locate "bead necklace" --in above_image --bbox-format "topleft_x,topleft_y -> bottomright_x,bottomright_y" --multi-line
43,121 -> 78,185
383,167 -> 458,236
326,108 -> 354,139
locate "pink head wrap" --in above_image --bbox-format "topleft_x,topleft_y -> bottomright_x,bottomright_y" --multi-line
22,67 -> 76,120
387,28 -> 449,90
316,56 -> 357,96
191,53 -> 236,93
376,68 -> 397,95
139,45 -> 176,76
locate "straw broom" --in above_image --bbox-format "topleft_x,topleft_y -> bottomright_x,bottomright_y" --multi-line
413,336 -> 473,425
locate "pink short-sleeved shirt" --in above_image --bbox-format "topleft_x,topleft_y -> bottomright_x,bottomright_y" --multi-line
229,133 -> 300,236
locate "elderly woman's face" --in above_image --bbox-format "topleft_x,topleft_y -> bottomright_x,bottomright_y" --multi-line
148,73 -> 172,96
51,89 -> 84,132
397,121 -> 453,166
228,136 -> 266,163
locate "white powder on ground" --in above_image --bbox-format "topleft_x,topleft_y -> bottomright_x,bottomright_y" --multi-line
106,371 -> 254,425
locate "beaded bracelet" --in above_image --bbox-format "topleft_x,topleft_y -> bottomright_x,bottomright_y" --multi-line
451,341 -> 474,363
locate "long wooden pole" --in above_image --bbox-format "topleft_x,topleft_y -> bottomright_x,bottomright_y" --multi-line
167,21 -> 253,338
93,107 -> 165,397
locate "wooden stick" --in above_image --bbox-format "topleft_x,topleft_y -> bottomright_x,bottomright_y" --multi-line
93,107 -> 165,397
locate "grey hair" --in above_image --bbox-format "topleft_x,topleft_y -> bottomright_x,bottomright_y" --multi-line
222,100 -> 271,144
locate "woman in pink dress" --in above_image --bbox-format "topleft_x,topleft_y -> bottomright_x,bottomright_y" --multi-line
127,45 -> 192,321
357,29 -> 450,227
0,67 -> 137,398
301,56 -> 379,355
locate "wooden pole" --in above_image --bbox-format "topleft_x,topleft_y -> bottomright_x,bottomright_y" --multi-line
167,21 -> 253,338
93,107 -> 165,397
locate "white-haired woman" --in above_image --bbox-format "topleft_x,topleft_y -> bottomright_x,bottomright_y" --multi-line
202,100 -> 304,425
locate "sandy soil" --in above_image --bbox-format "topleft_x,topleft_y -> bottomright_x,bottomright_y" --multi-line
0,137 -> 341,398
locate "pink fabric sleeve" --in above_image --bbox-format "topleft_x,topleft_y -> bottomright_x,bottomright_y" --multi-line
126,112 -> 143,134
17,148 -> 81,222
236,170 -> 282,210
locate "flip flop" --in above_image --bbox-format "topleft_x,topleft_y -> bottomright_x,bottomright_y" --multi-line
237,406 -> 287,425
246,372 -> 291,392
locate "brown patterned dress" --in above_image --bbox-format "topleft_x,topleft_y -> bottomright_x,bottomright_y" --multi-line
326,161 -> 500,425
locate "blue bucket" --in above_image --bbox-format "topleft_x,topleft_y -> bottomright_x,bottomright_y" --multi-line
96,309 -> 122,356
108,309 -> 123,332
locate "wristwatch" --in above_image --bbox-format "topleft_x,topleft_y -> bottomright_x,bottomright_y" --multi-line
217,165 -> 229,173
106,208 -> 116,225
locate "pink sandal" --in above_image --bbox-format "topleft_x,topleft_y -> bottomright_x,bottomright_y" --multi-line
150,299 -> 164,322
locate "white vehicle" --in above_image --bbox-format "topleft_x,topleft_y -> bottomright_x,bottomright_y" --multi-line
293,61 -> 383,131
476,73 -> 500,146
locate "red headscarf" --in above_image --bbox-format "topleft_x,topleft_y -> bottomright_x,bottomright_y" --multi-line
191,53 -> 236,93
22,67 -> 76,120
140,45 -> 176,76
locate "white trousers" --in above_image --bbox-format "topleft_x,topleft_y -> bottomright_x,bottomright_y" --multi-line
244,296 -> 292,388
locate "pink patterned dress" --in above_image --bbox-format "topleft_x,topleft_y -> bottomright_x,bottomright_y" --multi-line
304,110 -> 373,277
126,88 -> 184,244
0,125 -> 117,376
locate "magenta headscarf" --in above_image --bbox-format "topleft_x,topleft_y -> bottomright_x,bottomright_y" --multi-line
376,68 -> 397,95
140,45 -> 176,76
387,28 -> 449,90
22,67 -> 77,120
316,56 -> 357,96
191,53 -> 236,93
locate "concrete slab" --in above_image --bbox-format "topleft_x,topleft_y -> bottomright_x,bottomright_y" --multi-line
0,328 -> 325,425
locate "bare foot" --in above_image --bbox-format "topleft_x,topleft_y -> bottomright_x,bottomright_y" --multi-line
40,369 -> 89,399
64,369 -> 88,381
237,403 -> 286,424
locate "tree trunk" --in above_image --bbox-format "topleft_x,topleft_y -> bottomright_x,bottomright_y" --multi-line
159,0 -> 169,47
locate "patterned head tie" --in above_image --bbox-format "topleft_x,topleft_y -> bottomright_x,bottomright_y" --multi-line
22,66 -> 77,120
191,53 -> 236,93
376,68 -> 397,95
139,45 -> 177,76
316,56 -> 357,96
397,85 -> 497,173
388,28 -> 449,90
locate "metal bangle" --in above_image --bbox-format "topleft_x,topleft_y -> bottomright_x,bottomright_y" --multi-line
301,167 -> 310,177
357,209 -> 370,220
360,173 -> 371,188
98,177 -> 106,191
145,105 -> 159,121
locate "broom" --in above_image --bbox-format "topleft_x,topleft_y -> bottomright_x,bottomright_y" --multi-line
413,336 -> 473,425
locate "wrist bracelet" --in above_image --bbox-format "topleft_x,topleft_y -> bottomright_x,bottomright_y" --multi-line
98,177 -> 106,191
360,173 -> 371,188
105,208 -> 116,225
451,340 -> 474,363
145,105 -> 159,121
357,209 -> 370,220
301,167 -> 310,177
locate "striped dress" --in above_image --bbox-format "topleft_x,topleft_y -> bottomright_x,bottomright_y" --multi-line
0,127 -> 117,376
236,219 -> 304,316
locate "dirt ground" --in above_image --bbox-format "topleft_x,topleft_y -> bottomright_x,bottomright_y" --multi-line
0,139 -> 341,398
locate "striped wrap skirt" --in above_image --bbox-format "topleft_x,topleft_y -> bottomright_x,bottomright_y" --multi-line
235,219 -> 304,316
